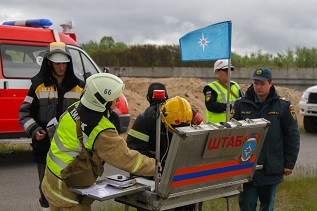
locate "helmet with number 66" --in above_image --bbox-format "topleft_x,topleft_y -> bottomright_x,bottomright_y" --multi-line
81,73 -> 125,112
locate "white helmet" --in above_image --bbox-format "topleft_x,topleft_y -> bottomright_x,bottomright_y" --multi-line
214,59 -> 234,73
81,73 -> 125,112
46,42 -> 71,63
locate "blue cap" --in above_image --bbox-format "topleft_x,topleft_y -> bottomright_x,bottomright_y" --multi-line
251,67 -> 272,81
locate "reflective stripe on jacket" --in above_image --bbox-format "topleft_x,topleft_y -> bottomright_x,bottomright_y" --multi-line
126,105 -> 172,169
42,167 -> 95,207
46,103 -> 114,179
206,81 -> 240,123
128,128 -> 150,143
19,83 -> 83,136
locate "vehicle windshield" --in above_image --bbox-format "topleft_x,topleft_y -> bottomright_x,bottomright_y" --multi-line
1,44 -> 100,81
1,44 -> 45,78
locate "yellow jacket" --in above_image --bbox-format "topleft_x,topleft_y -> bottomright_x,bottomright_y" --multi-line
42,103 -> 155,207
206,81 -> 241,123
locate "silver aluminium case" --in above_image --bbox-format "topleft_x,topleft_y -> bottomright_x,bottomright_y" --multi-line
115,118 -> 270,210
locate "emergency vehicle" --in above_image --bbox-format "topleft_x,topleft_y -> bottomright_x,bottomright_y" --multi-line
0,19 -> 130,144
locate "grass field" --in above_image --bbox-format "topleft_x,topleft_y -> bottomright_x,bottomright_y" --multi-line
201,167 -> 317,211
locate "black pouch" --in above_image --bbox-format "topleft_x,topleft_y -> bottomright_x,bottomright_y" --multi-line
61,148 -> 104,188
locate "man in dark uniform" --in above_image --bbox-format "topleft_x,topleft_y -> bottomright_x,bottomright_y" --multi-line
231,67 -> 300,211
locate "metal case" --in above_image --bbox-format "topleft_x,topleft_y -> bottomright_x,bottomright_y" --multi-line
115,118 -> 270,210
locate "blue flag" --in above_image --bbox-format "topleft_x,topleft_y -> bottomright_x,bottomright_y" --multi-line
179,21 -> 232,62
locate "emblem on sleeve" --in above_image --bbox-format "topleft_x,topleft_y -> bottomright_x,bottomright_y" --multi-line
290,105 -> 297,120
206,92 -> 211,102
230,108 -> 235,119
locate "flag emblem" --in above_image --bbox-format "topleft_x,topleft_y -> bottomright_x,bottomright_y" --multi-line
179,21 -> 232,62
198,33 -> 210,51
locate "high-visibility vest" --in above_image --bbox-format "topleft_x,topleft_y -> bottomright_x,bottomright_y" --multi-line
206,81 -> 240,123
46,103 -> 114,178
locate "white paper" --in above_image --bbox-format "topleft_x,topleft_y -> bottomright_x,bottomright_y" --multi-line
135,177 -> 155,191
74,184 -> 110,197
47,117 -> 58,128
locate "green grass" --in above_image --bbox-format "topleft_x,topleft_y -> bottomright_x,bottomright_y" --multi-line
0,143 -> 32,158
201,170 -> 317,211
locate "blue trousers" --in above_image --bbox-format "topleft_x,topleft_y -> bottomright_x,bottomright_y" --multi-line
238,183 -> 279,211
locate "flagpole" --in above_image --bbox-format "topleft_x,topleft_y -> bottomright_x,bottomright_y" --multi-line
178,20 -> 232,121
226,21 -> 232,122
226,59 -> 231,122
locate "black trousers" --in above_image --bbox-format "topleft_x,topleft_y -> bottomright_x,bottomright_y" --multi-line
37,163 -> 49,208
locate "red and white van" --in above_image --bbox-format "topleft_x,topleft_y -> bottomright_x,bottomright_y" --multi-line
0,19 -> 130,144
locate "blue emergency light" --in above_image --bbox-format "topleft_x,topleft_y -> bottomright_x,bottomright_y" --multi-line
2,19 -> 53,28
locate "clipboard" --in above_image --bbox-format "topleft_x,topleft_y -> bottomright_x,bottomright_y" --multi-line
70,178 -> 150,201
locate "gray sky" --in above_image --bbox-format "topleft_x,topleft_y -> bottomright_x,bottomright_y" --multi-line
1,0 -> 316,56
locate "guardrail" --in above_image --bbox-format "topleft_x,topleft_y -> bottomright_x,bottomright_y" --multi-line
108,67 -> 317,91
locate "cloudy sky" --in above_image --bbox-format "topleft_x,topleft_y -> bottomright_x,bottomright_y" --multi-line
1,0 -> 316,56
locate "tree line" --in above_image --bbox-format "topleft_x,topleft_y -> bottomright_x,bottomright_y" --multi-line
81,36 -> 317,68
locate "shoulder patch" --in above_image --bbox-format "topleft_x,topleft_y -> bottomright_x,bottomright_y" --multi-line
279,97 -> 290,102
230,108 -> 235,119
205,91 -> 212,102
289,105 -> 297,120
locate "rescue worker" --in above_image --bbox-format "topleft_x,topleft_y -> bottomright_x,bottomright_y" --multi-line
42,73 -> 156,210
231,67 -> 300,211
203,59 -> 243,123
146,82 -> 169,106
146,82 -> 202,125
128,96 -> 192,167
18,42 -> 84,210
127,96 -> 199,211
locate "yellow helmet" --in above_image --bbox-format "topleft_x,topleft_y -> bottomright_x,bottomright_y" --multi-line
160,96 -> 193,132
